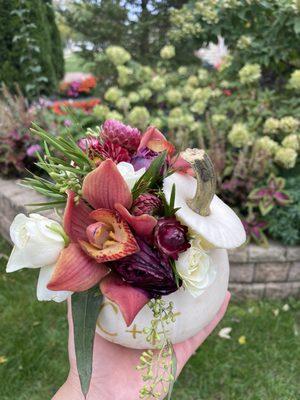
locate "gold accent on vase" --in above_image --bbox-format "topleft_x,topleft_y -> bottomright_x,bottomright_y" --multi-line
97,301 -> 119,337
126,324 -> 143,339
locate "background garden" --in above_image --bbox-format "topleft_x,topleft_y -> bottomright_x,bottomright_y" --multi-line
0,0 -> 300,399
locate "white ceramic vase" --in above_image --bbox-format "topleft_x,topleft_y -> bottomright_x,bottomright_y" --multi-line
96,248 -> 229,349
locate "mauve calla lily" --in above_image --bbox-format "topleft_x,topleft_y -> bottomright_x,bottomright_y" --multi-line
100,273 -> 150,327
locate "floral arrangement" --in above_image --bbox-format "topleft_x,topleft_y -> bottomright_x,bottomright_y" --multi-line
59,73 -> 97,98
6,119 -> 245,398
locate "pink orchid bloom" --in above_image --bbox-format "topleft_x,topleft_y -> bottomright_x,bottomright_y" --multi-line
139,126 -> 194,176
139,126 -> 175,155
48,159 -> 159,326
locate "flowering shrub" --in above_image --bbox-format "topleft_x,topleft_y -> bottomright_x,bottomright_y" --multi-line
59,73 -> 97,98
78,43 -> 300,245
50,98 -> 101,115
169,0 -> 300,81
0,86 -> 41,177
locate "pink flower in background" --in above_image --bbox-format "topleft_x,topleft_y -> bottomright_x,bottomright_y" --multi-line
64,119 -> 72,127
195,36 -> 228,69
242,217 -> 268,246
26,144 -> 42,157
249,175 -> 291,216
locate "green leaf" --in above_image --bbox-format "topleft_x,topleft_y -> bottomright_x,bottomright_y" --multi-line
132,151 -> 167,200
294,18 -> 300,35
72,287 -> 103,397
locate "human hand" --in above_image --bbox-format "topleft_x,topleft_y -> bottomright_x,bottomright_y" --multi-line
52,291 -> 231,400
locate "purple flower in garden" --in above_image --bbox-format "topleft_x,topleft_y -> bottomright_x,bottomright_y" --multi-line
67,81 -> 81,97
64,119 -> 72,127
242,217 -> 268,246
249,175 -> 291,216
154,217 -> 190,260
10,130 -> 20,140
110,236 -> 179,296
102,119 -> 141,154
26,144 -> 42,157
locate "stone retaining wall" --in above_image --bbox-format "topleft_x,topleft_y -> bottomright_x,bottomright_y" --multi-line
1,178 -> 299,299
228,245 -> 300,299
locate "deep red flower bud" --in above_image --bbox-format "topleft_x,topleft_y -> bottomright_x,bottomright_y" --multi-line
98,140 -> 131,163
132,193 -> 162,216
110,237 -> 178,296
154,217 -> 190,260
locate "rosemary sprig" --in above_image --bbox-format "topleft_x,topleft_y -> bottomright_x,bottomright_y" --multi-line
23,124 -> 94,207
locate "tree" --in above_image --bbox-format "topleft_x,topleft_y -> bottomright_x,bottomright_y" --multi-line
169,0 -> 300,82
0,0 -> 64,98
44,0 -> 65,80
60,0 -> 189,66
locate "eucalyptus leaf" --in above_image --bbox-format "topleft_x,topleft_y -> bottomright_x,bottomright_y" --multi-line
72,287 -> 103,397
132,151 -> 167,199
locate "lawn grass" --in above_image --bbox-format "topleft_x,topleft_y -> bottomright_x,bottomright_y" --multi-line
64,52 -> 91,74
0,236 -> 300,400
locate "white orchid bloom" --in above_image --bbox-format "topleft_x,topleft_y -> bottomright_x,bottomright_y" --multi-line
176,239 -> 217,298
117,162 -> 146,190
164,149 -> 246,249
6,214 -> 72,302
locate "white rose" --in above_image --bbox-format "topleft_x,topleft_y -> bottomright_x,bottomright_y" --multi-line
6,214 -> 72,302
175,239 -> 217,297
117,162 -> 145,190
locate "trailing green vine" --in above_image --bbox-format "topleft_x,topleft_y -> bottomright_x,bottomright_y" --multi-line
137,299 -> 178,399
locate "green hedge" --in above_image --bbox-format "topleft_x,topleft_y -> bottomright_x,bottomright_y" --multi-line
0,0 -> 64,98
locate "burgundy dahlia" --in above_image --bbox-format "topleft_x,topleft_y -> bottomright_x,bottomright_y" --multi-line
154,217 -> 190,260
77,136 -> 101,154
98,140 -> 131,163
132,193 -> 162,216
102,119 -> 141,154
110,237 -> 178,296
78,136 -> 130,163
